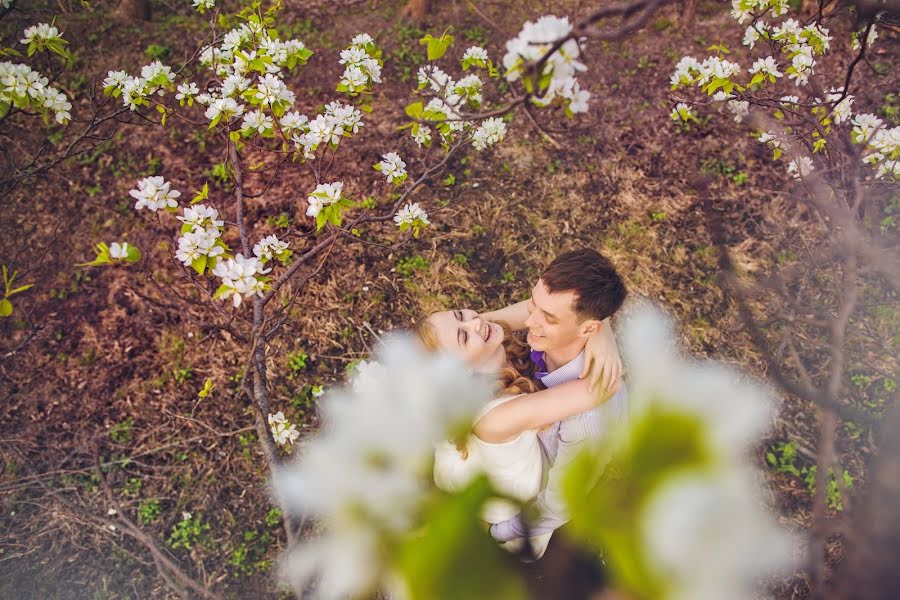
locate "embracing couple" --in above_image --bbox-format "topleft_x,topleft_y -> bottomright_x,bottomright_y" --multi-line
414,248 -> 628,559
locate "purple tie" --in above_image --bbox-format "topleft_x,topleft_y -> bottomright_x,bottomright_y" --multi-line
531,350 -> 548,380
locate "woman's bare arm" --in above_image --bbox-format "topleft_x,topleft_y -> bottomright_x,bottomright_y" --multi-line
479,300 -> 529,331
473,378 -> 619,444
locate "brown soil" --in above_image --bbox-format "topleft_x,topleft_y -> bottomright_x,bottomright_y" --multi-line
1,1 -> 898,599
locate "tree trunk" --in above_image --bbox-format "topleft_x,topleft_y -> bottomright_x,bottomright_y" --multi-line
833,395 -> 900,599
680,0 -> 697,29
114,0 -> 151,21
401,0 -> 429,22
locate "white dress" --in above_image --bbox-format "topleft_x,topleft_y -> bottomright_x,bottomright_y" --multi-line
433,395 -> 553,557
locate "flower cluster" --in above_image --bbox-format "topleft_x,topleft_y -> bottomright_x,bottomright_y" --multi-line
174,204 -> 228,274
77,241 -> 142,267
269,411 -> 300,447
103,61 -> 176,110
471,117 -> 507,150
253,234 -> 291,265
670,102 -> 697,123
129,176 -> 182,212
0,62 -> 72,124
594,304 -> 794,600
461,46 -> 490,71
731,0 -> 788,24
375,152 -> 407,185
393,202 -> 430,237
212,254 -> 270,307
337,34 -> 383,95
192,0 -> 216,13
306,181 -> 355,229
666,4 -> 899,182
851,113 -> 899,180
290,102 -> 364,160
502,15 -> 590,114
850,25 -> 878,52
273,336 -> 492,599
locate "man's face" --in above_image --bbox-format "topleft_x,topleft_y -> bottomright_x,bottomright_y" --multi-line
524,279 -> 587,353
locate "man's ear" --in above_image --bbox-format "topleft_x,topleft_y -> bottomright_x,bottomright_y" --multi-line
580,319 -> 602,337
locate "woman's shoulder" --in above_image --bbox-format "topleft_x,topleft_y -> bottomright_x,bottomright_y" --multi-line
475,393 -> 527,421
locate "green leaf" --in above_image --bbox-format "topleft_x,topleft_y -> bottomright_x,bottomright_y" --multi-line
395,475 -> 529,600
405,102 -> 424,118
0,298 -> 12,317
7,283 -> 33,296
197,378 -> 214,398
212,283 -> 230,299
191,256 -> 208,275
191,182 -> 209,205
125,245 -> 142,263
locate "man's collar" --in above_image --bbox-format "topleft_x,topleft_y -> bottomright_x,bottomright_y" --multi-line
532,350 -> 585,388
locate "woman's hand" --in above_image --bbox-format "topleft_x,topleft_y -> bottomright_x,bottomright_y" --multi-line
580,319 -> 622,396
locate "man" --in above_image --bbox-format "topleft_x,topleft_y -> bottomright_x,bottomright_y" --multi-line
480,247 -> 628,557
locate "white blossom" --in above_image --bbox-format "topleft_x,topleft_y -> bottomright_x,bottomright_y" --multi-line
140,61 -> 175,90
670,56 -> 701,87
749,56 -> 782,79
212,253 -> 270,307
851,26 -> 877,51
22,23 -> 61,45
103,70 -> 128,90
255,73 -> 295,108
824,88 -> 853,125
324,102 -> 363,134
393,203 -> 429,228
727,100 -> 750,123
471,117 -> 507,150
273,336 -> 492,599
205,97 -> 244,123
377,152 -> 407,184
306,182 -> 343,218
413,125 -> 432,147
351,33 -> 374,46
417,65 -> 453,93
253,234 -> 289,262
129,176 -> 181,212
221,74 -> 251,97
463,46 -> 488,62
851,113 -> 883,143
177,204 -> 224,231
742,22 -> 767,49
241,110 -> 274,135
786,155 -> 814,179
175,227 -> 224,266
340,65 -> 367,91
192,0 -> 216,11
269,412 -> 300,446
670,102 -> 696,122
109,242 -> 129,260
175,81 -> 199,102
787,46 -> 814,86
279,111 -> 309,134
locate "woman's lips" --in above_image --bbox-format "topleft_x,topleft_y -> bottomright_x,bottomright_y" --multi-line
484,322 -> 492,343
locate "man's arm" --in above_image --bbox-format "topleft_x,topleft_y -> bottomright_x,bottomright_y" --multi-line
480,300 -> 529,331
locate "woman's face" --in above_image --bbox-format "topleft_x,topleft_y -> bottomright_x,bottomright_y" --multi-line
426,309 -> 506,373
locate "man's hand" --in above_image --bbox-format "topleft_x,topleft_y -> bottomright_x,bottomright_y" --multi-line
580,319 -> 622,395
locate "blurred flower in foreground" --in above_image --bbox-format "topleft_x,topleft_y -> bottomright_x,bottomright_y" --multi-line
564,303 -> 794,600
272,335 -> 496,599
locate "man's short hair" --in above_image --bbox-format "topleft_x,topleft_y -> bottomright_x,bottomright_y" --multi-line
541,248 -> 627,322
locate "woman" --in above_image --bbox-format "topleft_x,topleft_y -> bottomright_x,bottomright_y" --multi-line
415,308 -> 610,557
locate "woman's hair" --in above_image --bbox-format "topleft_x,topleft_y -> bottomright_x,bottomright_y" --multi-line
414,315 -> 539,458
